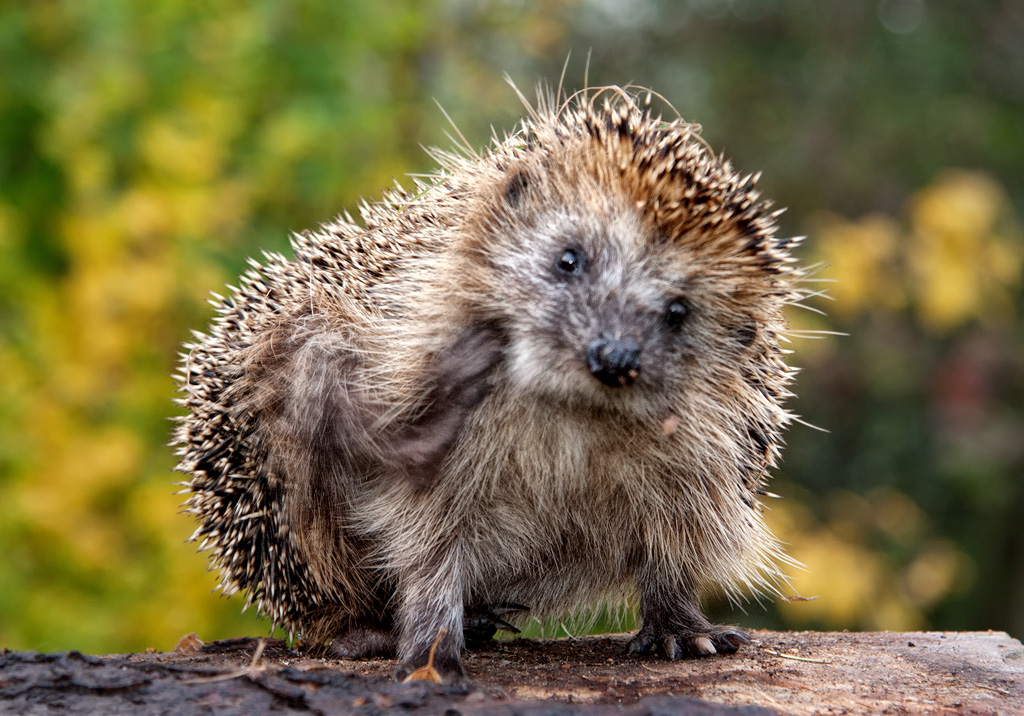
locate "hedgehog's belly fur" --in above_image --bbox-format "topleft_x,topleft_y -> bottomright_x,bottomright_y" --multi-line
352,393 -> 748,631
364,489 -> 639,626
366,473 -> 639,622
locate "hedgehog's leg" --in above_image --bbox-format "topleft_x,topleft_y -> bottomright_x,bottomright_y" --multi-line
389,323 -> 505,488
386,325 -> 505,683
627,573 -> 748,659
392,551 -> 468,685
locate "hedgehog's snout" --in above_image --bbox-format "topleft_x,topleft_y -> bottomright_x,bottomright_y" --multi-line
585,335 -> 641,388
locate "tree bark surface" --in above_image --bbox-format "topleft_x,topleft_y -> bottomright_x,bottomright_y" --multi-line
1,630 -> 1021,715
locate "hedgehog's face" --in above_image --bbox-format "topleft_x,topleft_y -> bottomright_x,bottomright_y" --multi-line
477,173 -> 764,415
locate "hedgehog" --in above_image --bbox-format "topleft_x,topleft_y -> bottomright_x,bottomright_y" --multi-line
173,85 -> 807,684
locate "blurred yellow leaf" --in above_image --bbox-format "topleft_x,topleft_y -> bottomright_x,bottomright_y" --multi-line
811,170 -> 1022,333
910,171 -> 1002,242
812,213 -> 904,316
780,527 -> 886,628
907,170 -> 1022,332
118,186 -> 176,243
902,539 -> 973,609
140,117 -> 225,184
770,488 -> 962,632
868,487 -> 926,544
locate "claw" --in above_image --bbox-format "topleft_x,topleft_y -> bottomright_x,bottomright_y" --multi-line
710,626 -> 750,654
626,631 -> 653,655
722,629 -> 751,647
491,618 -> 520,633
490,602 -> 529,617
694,636 -> 716,655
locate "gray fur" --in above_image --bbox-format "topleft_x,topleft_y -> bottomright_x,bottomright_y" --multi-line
173,87 -> 807,683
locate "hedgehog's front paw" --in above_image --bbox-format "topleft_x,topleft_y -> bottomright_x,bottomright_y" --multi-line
463,602 -> 528,649
627,623 -> 749,659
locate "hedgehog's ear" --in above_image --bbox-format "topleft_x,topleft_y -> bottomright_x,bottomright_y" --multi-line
504,169 -> 530,208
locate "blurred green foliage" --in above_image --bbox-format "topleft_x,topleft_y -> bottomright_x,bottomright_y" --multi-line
1,1 -> 1022,652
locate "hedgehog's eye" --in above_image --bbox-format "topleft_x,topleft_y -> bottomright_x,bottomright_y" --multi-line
556,248 -> 585,276
665,297 -> 691,329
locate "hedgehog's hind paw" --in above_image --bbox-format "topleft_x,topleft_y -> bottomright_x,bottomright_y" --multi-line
627,624 -> 748,659
330,625 -> 398,659
463,602 -> 528,649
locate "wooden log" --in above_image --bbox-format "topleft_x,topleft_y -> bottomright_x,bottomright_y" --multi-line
1,631 -> 1020,715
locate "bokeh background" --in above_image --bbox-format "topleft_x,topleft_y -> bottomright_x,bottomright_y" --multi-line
2,0 -> 1022,653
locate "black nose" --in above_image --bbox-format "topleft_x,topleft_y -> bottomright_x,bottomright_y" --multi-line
585,336 -> 641,388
